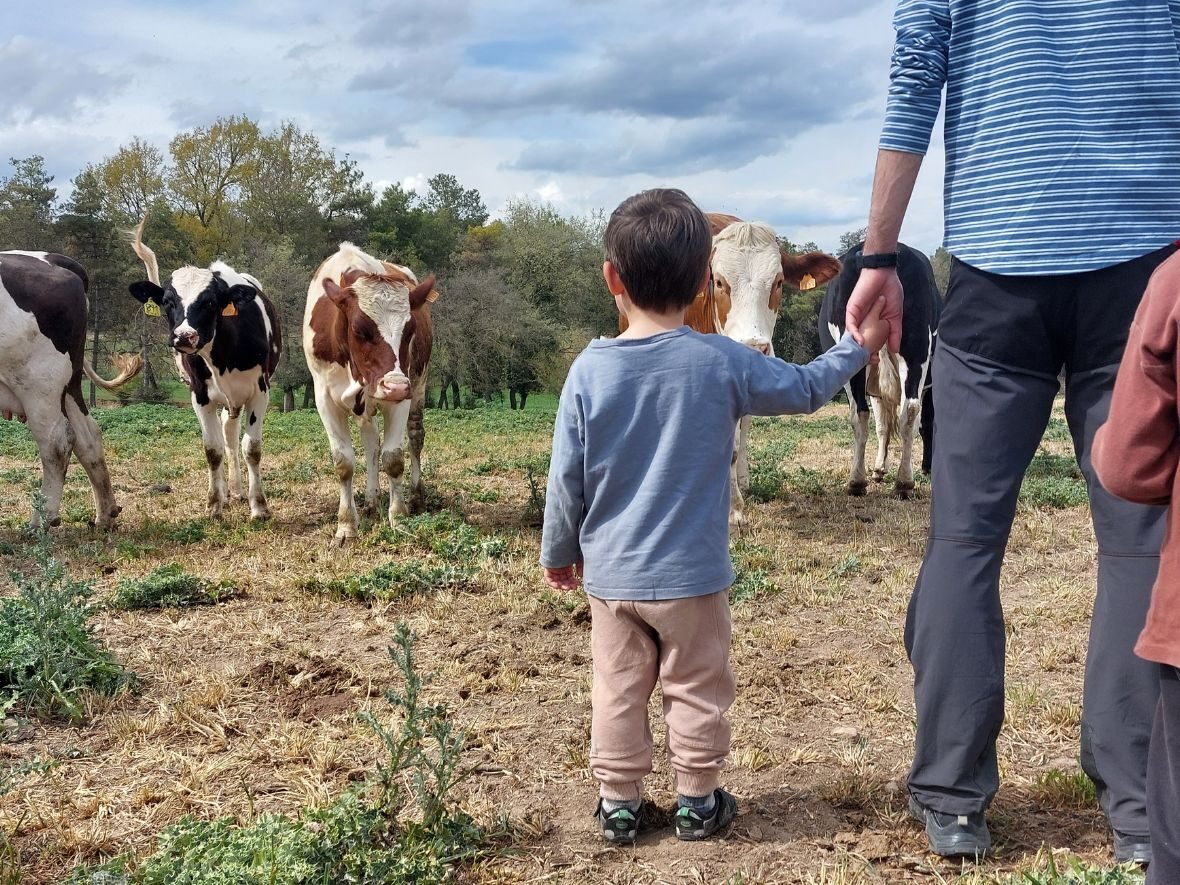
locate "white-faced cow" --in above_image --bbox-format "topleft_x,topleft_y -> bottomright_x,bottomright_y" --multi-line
0,251 -> 141,528
304,243 -> 438,546
127,217 -> 281,520
819,242 -> 940,498
619,213 -> 841,524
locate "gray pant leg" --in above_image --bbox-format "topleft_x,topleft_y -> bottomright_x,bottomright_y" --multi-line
905,342 -> 1058,815
1068,364 -> 1164,837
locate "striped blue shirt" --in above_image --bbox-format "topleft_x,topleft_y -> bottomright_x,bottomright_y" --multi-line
881,0 -> 1180,275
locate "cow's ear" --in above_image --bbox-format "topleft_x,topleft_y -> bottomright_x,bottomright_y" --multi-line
781,250 -> 841,289
129,281 -> 164,304
409,274 -> 437,309
323,277 -> 353,308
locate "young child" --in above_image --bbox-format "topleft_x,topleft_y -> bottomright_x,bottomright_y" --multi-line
1092,251 -> 1180,881
540,187 -> 888,844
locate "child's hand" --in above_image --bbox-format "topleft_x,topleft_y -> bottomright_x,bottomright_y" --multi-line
543,563 -> 583,591
859,296 -> 889,355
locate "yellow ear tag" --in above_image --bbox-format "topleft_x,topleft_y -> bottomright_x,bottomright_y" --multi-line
221,302 -> 238,317
799,274 -> 817,291
143,301 -> 161,317
426,289 -> 441,304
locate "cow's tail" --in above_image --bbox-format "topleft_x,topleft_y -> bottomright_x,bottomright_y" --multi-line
875,346 -> 903,438
129,214 -> 161,285
83,354 -> 143,391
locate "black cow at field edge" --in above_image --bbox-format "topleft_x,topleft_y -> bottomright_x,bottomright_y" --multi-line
819,242 -> 941,498
127,215 -> 282,520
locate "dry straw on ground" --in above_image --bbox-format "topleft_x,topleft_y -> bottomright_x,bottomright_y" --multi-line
0,399 -> 1126,883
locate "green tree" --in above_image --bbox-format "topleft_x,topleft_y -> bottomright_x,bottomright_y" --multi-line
94,137 -> 165,223
236,238 -> 312,410
0,155 -> 58,248
837,226 -> 868,255
497,200 -> 611,336
169,115 -> 260,259
930,245 -> 951,295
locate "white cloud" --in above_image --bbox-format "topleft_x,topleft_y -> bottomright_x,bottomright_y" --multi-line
3,0 -> 946,256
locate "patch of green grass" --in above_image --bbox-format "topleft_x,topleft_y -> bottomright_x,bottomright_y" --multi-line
299,561 -> 474,604
0,509 -> 132,723
730,541 -> 781,605
746,437 -> 798,503
1028,769 -> 1098,810
1021,451 -> 1088,509
990,854 -> 1143,883
370,512 -> 507,559
66,624 -> 488,885
108,564 -> 237,611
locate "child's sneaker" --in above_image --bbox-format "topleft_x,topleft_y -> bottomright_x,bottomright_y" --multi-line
674,788 -> 737,840
594,799 -> 639,844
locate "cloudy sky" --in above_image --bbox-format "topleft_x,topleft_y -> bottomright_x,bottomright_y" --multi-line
2,0 -> 947,255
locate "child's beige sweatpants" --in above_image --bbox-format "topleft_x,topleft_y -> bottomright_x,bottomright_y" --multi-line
588,589 -> 735,801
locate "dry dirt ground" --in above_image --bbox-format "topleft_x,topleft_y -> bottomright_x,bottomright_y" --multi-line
0,399 -> 1132,883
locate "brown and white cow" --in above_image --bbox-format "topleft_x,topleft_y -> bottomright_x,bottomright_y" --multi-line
0,251 -> 141,529
304,243 -> 438,546
619,213 -> 841,524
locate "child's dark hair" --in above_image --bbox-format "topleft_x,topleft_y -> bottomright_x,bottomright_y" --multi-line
603,188 -> 712,312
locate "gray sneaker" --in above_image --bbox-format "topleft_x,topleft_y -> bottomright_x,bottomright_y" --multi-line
908,795 -> 992,858
1112,829 -> 1151,867
593,799 -> 639,844
674,788 -> 737,841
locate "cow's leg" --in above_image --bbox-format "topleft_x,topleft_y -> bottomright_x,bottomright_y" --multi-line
316,394 -> 359,546
846,371 -> 870,495
380,399 -> 413,525
735,414 -> 751,493
63,395 -> 120,529
194,397 -> 229,519
871,396 -> 892,482
242,390 -> 271,520
408,391 -> 426,514
222,406 -> 244,501
358,415 -> 381,513
896,354 -> 929,498
24,398 -> 74,529
729,421 -> 746,527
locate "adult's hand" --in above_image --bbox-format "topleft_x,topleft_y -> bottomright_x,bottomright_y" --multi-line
846,267 -> 903,358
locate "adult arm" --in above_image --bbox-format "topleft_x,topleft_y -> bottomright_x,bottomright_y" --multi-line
540,384 -> 586,577
848,0 -> 950,352
1093,272 -> 1180,505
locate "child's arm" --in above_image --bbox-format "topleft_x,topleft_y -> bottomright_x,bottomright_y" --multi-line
540,387 -> 586,588
743,335 -> 870,416
1093,273 -> 1180,505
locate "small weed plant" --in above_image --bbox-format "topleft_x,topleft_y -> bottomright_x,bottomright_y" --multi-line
372,512 -> 507,560
300,561 -> 473,604
67,624 -> 486,884
109,564 -> 237,610
0,504 -> 130,722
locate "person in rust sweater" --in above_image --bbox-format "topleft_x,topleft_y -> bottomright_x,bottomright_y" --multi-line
1094,251 -> 1180,882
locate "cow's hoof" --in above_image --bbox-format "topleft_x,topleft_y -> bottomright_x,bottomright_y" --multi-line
895,481 -> 915,500
873,469 -> 887,483
360,496 -> 379,516
847,480 -> 869,496
250,506 -> 272,522
728,511 -> 746,529
330,530 -> 356,549
207,504 -> 224,520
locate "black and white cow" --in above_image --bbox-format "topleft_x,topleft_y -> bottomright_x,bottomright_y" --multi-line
128,216 -> 281,520
0,251 -> 141,528
819,242 -> 941,498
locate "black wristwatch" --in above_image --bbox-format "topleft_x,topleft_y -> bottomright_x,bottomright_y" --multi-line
859,252 -> 899,269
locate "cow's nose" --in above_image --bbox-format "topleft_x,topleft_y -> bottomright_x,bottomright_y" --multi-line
744,339 -> 772,355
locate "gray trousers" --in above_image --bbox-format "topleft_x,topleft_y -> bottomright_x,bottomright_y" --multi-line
905,248 -> 1174,835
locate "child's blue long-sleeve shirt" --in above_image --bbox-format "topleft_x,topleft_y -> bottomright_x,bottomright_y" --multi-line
540,328 -> 868,601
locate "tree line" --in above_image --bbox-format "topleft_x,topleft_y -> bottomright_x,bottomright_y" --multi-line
0,116 -> 950,410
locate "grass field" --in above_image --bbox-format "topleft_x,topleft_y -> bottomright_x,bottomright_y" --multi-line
0,396 -> 1146,883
